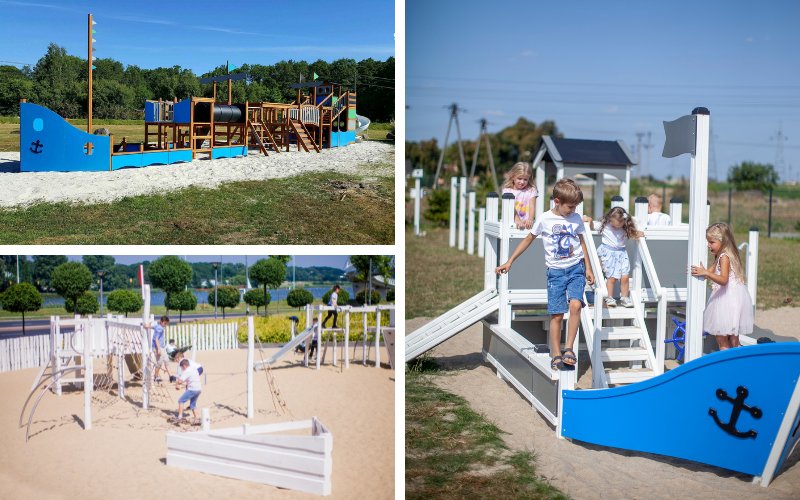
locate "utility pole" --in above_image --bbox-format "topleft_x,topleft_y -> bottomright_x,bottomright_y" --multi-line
635,132 -> 645,178
432,103 -> 469,188
709,124 -> 719,181
772,122 -> 788,182
469,118 -> 499,190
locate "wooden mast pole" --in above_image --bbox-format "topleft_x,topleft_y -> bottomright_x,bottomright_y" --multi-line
88,13 -> 93,134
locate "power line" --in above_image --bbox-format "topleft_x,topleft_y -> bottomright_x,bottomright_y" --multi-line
408,74 -> 800,91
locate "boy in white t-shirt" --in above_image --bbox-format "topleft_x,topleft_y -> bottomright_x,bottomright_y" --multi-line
496,178 -> 594,370
175,358 -> 202,422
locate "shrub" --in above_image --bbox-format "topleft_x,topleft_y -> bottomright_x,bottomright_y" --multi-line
356,289 -> 381,305
237,314 -> 299,343
66,291 -> 99,316
322,288 -> 350,306
286,288 -> 314,309
106,289 -> 143,317
386,288 -> 395,302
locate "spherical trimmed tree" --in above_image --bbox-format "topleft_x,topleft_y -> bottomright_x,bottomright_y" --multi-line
106,289 -> 143,318
250,257 -> 286,316
165,290 -> 197,322
0,282 -> 43,335
213,286 -> 240,319
244,289 -> 269,315
52,262 -> 93,312
286,288 -> 314,310
147,256 -> 193,314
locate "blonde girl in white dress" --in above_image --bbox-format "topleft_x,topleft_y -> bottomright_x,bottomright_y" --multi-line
690,222 -> 754,350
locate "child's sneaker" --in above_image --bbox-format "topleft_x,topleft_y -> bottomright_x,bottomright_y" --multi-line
604,297 -> 617,307
619,296 -> 634,308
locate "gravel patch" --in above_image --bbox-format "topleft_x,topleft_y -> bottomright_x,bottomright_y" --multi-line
0,141 -> 394,208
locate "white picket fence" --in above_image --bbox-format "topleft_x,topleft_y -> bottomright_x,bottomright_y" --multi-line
0,321 -> 239,374
167,322 -> 240,351
0,335 -> 53,373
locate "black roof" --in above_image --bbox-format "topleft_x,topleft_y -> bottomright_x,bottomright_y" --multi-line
546,138 -> 634,166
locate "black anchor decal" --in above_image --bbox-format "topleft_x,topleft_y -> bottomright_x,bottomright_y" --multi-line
30,139 -> 43,154
709,386 -> 762,438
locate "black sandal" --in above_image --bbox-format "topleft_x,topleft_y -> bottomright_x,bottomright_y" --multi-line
562,349 -> 577,366
551,356 -> 563,370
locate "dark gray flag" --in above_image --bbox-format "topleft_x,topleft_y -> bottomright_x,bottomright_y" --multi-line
662,114 -> 697,158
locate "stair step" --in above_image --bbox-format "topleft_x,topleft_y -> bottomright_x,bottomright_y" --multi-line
601,347 -> 650,362
600,326 -> 644,341
605,367 -> 655,384
587,306 -> 638,320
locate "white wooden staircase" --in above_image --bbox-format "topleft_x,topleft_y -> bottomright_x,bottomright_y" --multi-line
581,299 -> 658,387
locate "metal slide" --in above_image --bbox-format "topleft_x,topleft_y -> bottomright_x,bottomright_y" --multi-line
255,326 -> 315,369
355,114 -> 371,134
405,289 -> 499,362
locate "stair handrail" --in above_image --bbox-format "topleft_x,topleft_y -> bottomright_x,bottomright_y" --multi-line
331,93 -> 349,121
635,236 -> 667,374
581,219 -> 609,388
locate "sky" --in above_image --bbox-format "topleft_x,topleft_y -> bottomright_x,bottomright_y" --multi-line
0,0 -> 395,74
406,0 -> 800,182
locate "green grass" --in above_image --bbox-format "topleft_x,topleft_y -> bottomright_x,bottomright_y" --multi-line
406,227 -> 484,318
0,172 -> 394,244
405,367 -> 567,499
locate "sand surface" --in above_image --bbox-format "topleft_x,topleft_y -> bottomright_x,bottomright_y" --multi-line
0,141 -> 394,207
0,347 -> 394,499
407,307 -> 800,499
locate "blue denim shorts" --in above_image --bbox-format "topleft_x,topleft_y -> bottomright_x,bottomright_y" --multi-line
178,390 -> 201,409
546,261 -> 587,314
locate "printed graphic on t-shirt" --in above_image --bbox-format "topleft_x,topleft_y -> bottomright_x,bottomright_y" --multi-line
551,223 -> 577,259
515,200 -> 529,219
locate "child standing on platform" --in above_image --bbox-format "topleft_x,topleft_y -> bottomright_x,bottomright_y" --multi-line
502,162 -> 538,229
496,178 -> 594,370
583,207 -> 643,308
691,222 -> 753,350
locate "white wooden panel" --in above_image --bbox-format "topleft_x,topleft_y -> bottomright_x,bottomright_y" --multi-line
167,433 -> 330,475
167,452 -> 331,496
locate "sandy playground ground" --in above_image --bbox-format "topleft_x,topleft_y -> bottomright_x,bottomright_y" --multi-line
0,141 -> 394,208
407,307 -> 800,499
0,346 -> 394,499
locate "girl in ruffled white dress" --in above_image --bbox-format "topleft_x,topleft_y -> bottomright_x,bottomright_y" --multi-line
583,207 -> 643,307
691,222 -> 753,350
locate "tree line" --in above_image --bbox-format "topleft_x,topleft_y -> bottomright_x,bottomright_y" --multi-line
0,256 -> 349,293
0,43 -> 394,122
0,255 -> 394,332
407,117 -> 782,226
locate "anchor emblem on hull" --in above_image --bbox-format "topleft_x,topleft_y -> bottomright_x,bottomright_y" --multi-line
709,386 -> 762,438
30,140 -> 43,154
